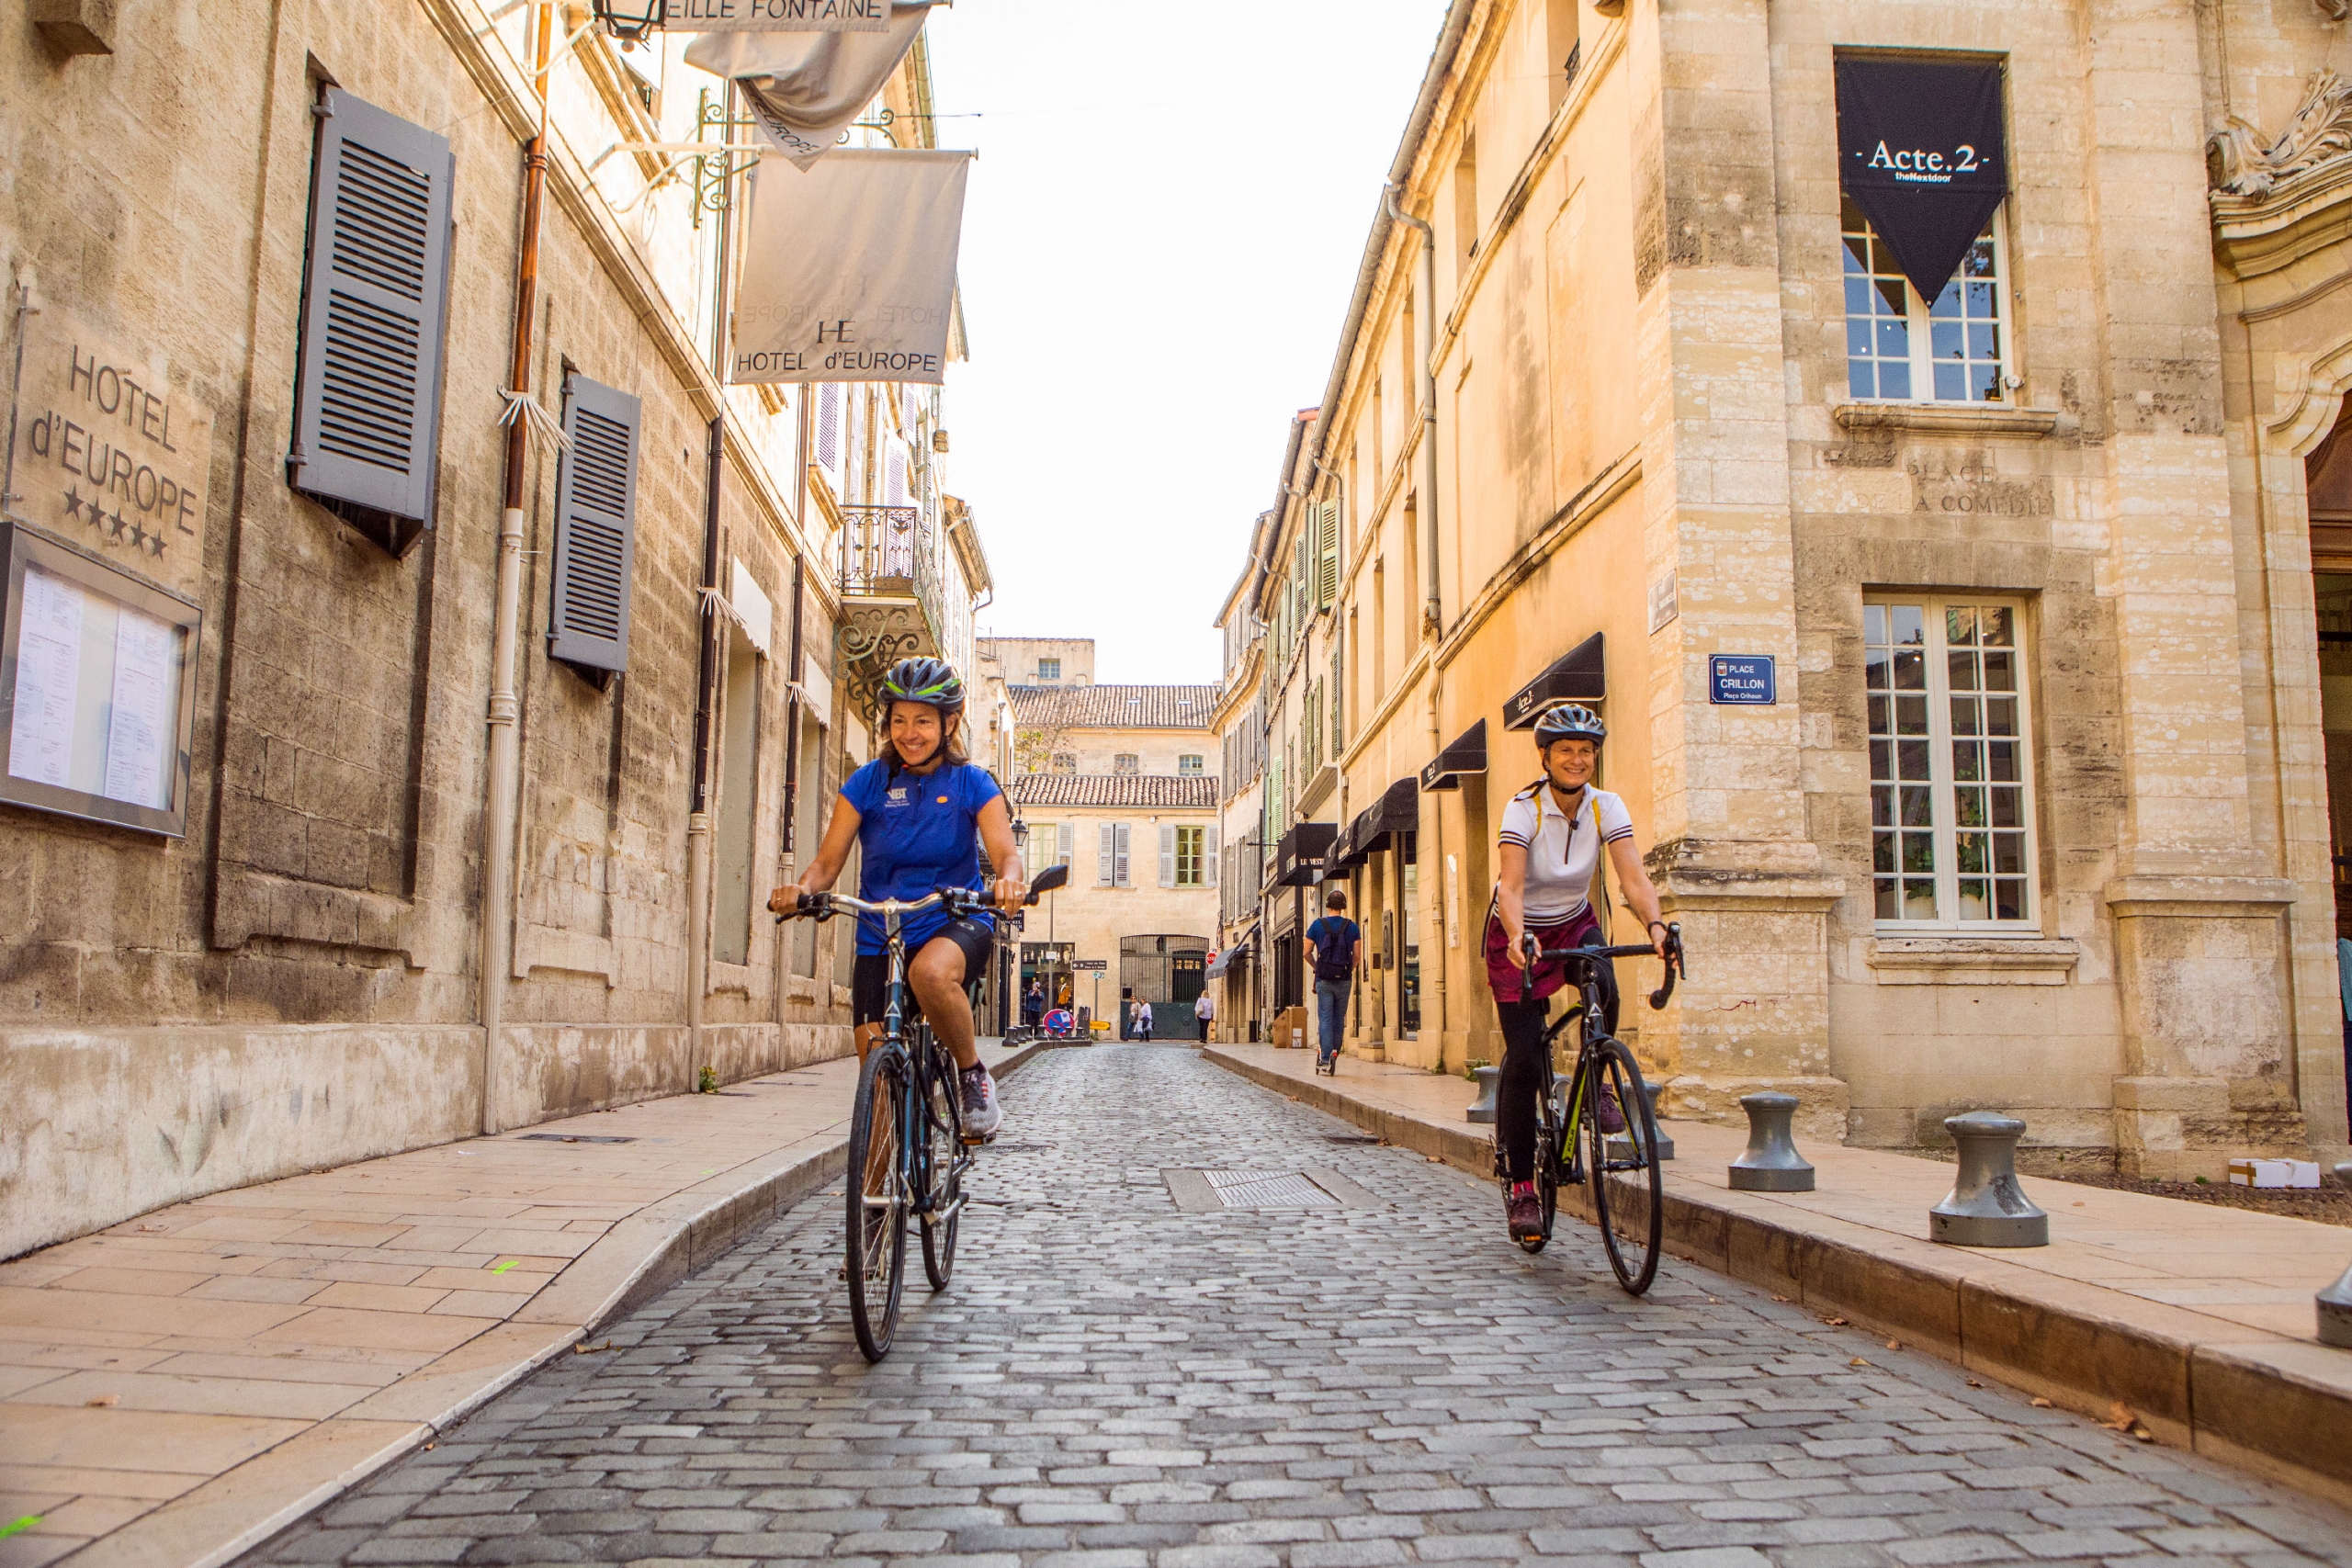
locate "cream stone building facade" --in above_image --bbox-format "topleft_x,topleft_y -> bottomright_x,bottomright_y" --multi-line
1218,0 -> 2352,1177
1001,677 -> 1220,1038
1209,568 -> 1270,1042
0,3 -> 991,1257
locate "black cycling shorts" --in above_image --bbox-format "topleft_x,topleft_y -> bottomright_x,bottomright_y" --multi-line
851,916 -> 996,1026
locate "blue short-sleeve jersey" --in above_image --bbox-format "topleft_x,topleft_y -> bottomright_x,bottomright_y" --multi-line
840,759 -> 1004,955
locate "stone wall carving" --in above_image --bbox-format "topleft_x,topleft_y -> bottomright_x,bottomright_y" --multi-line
2210,68 -> 2352,198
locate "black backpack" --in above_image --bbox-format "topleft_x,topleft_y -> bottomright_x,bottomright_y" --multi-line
1312,919 -> 1356,981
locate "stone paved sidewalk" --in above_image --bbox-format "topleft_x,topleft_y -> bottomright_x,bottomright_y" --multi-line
0,1039 -> 1046,1567
242,1043 -> 2352,1568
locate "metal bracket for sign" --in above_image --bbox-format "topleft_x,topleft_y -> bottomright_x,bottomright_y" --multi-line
693,89 -> 763,226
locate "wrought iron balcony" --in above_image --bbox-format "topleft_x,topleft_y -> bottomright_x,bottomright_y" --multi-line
836,503 -> 950,708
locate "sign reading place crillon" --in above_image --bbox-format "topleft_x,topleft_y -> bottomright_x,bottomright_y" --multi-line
729,150 -> 973,386
662,0 -> 888,31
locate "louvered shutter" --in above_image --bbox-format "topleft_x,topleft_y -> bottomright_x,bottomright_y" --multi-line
887,446 -> 907,505
1316,499 -> 1340,607
288,87 -> 455,535
1115,822 -> 1131,886
548,374 -> 642,672
818,384 -> 842,471
1159,825 -> 1176,887
1057,821 -> 1074,867
1205,825 -> 1219,888
1099,822 -> 1115,885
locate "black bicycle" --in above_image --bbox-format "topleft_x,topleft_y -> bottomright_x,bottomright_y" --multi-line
1497,924 -> 1685,1293
779,863 -> 1069,1360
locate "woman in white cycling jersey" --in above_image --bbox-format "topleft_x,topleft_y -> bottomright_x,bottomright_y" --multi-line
770,657 -> 1024,1137
1487,703 -> 1668,1245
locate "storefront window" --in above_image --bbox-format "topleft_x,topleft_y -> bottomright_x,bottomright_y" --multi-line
1867,598 -> 2037,929
1400,860 -> 1421,1035
1843,197 -> 2007,404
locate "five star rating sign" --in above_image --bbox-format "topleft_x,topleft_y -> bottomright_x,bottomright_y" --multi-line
60,484 -> 169,558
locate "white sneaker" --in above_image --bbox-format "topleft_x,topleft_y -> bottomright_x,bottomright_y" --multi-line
959,1066 -> 1002,1139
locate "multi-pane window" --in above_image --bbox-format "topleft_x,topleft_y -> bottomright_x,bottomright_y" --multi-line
1842,196 -> 2007,404
1051,752 -> 1077,774
1179,754 -> 1204,776
1175,825 -> 1205,887
1866,599 -> 2034,929
1037,658 -> 1060,680
1114,753 -> 1139,775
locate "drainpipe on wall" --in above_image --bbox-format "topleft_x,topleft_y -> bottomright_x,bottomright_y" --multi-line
482,1 -> 555,1136
686,81 -> 740,1084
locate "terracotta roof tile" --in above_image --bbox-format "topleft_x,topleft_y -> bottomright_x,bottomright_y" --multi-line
1008,684 -> 1218,730
1008,773 -> 1218,809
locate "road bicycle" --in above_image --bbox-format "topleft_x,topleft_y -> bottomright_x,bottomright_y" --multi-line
779,863 -> 1069,1360
1497,923 -> 1685,1293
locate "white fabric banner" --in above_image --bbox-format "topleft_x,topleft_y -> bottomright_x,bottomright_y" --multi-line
684,1 -> 931,168
730,149 -> 972,385
663,0 -> 888,31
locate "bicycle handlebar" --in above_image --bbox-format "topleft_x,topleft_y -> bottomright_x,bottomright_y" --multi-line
776,862 -> 1071,927
1517,922 -> 1689,1010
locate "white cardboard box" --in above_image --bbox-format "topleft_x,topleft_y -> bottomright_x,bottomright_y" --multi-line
2227,1157 -> 2321,1189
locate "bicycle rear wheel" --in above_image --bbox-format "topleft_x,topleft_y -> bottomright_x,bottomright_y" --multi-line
845,1045 -> 910,1360
920,1043 -> 962,1291
1582,1037 -> 1664,1294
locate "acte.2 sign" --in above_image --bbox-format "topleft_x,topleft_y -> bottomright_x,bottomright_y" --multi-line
1709,655 -> 1776,706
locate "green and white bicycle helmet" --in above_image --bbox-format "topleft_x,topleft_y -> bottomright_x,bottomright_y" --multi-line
877,655 -> 967,716
1532,702 -> 1606,747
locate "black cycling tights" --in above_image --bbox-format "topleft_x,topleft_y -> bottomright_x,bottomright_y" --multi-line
1495,970 -> 1619,1184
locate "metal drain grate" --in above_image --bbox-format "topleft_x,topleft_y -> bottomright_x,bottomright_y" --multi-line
518,1134 -> 637,1145
1204,1169 -> 1339,1208
1323,1134 -> 1381,1145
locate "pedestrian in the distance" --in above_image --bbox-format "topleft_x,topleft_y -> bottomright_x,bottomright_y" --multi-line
1305,888 -> 1362,1075
1023,977 -> 1044,1029
1193,987 -> 1214,1042
1136,998 -> 1154,1043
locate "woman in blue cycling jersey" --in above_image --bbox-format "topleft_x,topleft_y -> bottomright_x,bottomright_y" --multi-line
769,657 -> 1024,1136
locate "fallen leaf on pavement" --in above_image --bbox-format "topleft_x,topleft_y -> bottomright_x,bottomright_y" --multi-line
1770,1295 -> 1792,1303
1821,1316 -> 1849,1326
2030,1396 -> 2054,1408
573,1339 -> 612,1355
2102,1401 -> 2154,1441
1966,1379 -> 1984,1389
1886,1339 -> 1901,1350
1849,1358 -> 1871,1368
85,1394 -> 118,1407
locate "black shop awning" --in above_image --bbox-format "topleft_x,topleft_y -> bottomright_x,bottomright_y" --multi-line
1504,632 -> 1606,730
1205,942 -> 1250,979
1419,718 -> 1487,793
1332,777 -> 1419,868
1272,821 -> 1339,886
1836,54 -> 2009,304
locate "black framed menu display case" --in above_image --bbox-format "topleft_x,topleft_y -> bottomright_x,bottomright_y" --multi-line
0,519 -> 201,837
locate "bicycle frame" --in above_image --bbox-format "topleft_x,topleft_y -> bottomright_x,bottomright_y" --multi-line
1521,930 -> 1687,1185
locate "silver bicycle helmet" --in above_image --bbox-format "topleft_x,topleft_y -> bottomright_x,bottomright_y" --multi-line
1532,702 -> 1606,747
877,656 -> 967,716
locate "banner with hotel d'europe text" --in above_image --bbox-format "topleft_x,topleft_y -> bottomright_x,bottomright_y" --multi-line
1835,56 -> 2009,304
729,149 -> 971,386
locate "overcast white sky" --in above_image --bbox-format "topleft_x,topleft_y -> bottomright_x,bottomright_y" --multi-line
922,0 -> 1449,686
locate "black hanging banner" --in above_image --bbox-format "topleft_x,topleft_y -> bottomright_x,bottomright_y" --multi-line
1836,57 -> 2009,305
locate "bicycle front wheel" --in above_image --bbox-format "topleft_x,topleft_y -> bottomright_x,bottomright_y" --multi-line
845,1045 -> 910,1360
1582,1037 -> 1664,1294
920,1044 -> 962,1291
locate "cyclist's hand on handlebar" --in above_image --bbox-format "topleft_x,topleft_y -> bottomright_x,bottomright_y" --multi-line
990,875 -> 1026,916
1645,919 -> 1671,961
1518,931 -> 1542,970
765,885 -> 797,916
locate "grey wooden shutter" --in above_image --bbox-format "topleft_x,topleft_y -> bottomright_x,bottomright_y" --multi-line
1159,825 -> 1176,887
1099,822 -> 1115,885
818,384 -> 842,469
1057,821 -> 1074,867
1316,499 -> 1340,608
548,373 -> 642,672
1205,825 -> 1219,888
288,87 -> 455,536
1115,822 -> 1131,886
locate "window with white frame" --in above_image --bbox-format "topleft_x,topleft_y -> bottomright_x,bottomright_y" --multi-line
1114,753 -> 1139,775
1175,825 -> 1205,887
1866,599 -> 2035,929
1178,754 -> 1204,776
1842,197 -> 2008,404
1037,657 -> 1060,681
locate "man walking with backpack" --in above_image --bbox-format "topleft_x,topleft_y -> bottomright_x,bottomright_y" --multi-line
1305,888 -> 1362,1076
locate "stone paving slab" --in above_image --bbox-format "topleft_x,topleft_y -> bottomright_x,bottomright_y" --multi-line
239,1043 -> 2352,1568
1200,1044 -> 2352,1510
0,1039 -> 1054,1567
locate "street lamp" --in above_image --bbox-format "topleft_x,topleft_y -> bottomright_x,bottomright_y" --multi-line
592,0 -> 662,46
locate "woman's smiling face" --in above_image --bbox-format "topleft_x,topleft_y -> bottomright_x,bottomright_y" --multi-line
889,702 -> 947,767
1542,737 -> 1597,791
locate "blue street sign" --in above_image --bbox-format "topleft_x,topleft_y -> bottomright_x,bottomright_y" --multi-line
1710,654 -> 1776,705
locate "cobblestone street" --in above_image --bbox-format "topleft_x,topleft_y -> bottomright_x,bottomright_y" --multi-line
246,1045 -> 2352,1568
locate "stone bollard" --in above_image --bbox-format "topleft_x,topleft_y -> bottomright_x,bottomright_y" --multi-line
2319,1161 -> 2352,1348
1608,1080 -> 1676,1163
1465,1065 -> 1501,1124
1929,1111 -> 2049,1247
1729,1092 -> 1815,1191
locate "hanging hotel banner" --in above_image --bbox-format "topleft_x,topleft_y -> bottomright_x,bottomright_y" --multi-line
730,149 -> 972,385
6,302 -> 215,604
685,1 -> 931,167
664,0 -> 890,30
1835,56 -> 2009,304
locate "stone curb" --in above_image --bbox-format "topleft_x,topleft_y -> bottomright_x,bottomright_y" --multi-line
87,1038 -> 1060,1568
1202,1045 -> 2352,1511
